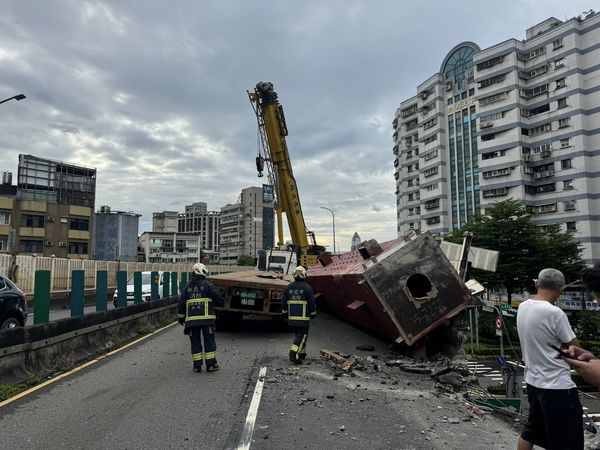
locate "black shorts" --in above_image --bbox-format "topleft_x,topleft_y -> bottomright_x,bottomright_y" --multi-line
521,384 -> 583,450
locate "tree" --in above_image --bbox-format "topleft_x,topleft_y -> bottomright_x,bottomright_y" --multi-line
237,254 -> 256,266
446,199 -> 584,301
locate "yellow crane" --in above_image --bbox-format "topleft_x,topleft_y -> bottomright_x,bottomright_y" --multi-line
248,81 -> 324,267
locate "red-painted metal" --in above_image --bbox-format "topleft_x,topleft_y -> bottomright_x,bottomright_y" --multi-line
307,232 -> 472,346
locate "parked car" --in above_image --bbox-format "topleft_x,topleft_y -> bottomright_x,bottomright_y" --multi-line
113,271 -> 165,307
0,275 -> 28,329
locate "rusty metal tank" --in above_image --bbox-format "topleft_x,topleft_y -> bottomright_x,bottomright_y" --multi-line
307,232 -> 472,346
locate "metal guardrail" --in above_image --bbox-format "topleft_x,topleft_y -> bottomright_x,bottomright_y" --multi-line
0,254 -> 245,295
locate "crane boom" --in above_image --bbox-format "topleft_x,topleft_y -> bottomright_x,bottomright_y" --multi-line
248,82 -> 323,266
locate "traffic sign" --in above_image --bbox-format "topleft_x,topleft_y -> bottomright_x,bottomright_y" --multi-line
495,316 -> 503,336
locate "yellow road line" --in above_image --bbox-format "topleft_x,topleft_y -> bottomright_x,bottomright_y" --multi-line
0,321 -> 178,409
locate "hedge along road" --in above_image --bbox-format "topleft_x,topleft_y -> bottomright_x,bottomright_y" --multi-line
0,312 -> 520,449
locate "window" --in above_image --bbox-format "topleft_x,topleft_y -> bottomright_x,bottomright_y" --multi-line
401,104 -> 417,118
68,241 -> 89,255
479,92 -> 507,106
408,208 -> 414,216
564,179 -> 574,190
20,214 -> 45,228
482,187 -> 509,198
557,98 -> 567,109
405,136 -> 413,147
0,212 -> 10,225
554,58 -> 565,69
559,117 -> 570,128
423,167 -> 439,177
405,119 -> 418,131
482,150 -> 507,160
423,117 -> 437,130
19,239 -> 44,253
560,138 -> 571,148
519,64 -> 548,80
481,133 -> 496,141
477,55 -> 504,70
480,112 -> 504,122
564,200 -> 576,211
424,150 -> 438,161
424,199 -> 440,210
529,123 -> 552,136
426,216 -> 441,225
520,84 -> 548,99
468,88 -> 475,96
566,222 -> 577,231
408,193 -> 414,201
447,98 -> 453,105
518,46 -> 545,61
406,150 -> 412,159
0,238 -> 6,251
479,74 -> 505,88
407,179 -> 414,187
425,183 -> 438,192
561,159 -> 573,170
522,104 -> 550,117
424,134 -> 437,145
482,168 -> 512,179
556,78 -> 566,89
553,38 -> 563,49
69,218 -> 89,231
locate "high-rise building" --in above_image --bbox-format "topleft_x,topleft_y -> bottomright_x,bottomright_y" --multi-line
394,11 -> 600,263
219,186 -> 275,264
178,202 -> 220,254
152,211 -> 179,233
351,232 -> 362,251
93,206 -> 141,261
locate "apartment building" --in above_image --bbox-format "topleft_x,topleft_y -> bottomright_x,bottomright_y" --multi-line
394,11 -> 600,262
177,202 -> 220,254
219,186 -> 275,264
0,155 -> 96,258
138,231 -> 209,264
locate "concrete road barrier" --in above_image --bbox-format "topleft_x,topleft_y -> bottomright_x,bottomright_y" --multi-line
0,297 -> 179,385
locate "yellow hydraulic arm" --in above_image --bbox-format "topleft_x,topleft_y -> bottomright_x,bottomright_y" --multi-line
248,82 -> 323,266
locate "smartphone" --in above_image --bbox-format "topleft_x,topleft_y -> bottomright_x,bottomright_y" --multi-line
547,343 -> 574,359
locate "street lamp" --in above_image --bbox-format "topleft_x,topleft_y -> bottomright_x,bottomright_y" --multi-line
0,94 -> 26,105
320,206 -> 336,255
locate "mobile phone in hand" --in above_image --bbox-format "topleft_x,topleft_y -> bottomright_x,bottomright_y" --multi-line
547,343 -> 574,359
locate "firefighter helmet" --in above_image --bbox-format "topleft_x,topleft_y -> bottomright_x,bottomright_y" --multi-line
293,266 -> 307,279
192,263 -> 208,276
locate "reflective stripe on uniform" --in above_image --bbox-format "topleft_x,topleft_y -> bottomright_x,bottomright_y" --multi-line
204,351 -> 216,360
287,300 -> 309,321
297,334 -> 308,359
192,353 -> 203,361
290,344 -> 299,352
185,297 -> 216,321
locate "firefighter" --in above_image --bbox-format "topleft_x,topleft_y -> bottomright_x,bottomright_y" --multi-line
282,266 -> 316,364
178,263 -> 223,373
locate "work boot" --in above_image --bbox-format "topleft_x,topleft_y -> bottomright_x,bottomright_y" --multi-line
206,364 -> 220,372
193,365 -> 202,373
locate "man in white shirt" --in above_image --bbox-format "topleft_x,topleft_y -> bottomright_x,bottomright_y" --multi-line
516,268 -> 582,450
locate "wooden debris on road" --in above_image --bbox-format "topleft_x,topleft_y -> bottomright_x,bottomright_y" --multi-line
320,349 -> 360,373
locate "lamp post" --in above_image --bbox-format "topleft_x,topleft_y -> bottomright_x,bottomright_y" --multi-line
0,94 -> 26,105
320,206 -> 336,255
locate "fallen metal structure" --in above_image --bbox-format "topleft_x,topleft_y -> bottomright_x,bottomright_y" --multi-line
307,232 -> 472,351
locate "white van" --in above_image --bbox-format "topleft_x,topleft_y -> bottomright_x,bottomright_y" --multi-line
113,271 -> 165,307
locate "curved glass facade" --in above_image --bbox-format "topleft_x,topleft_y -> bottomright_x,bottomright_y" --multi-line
443,46 -> 476,90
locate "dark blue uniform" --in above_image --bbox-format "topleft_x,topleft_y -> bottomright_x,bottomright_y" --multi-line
282,279 -> 316,364
178,274 -> 223,372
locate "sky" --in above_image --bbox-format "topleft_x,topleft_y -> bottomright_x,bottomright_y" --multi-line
0,1 -> 596,252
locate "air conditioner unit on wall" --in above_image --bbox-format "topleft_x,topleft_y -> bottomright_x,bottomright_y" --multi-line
58,241 -> 68,247
45,240 -> 53,247
47,216 -> 55,222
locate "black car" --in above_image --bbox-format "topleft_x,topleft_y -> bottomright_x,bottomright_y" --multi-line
0,275 -> 27,329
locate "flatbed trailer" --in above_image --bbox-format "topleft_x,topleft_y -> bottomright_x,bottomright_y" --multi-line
209,270 -> 293,319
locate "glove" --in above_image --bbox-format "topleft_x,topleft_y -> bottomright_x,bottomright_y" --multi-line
178,317 -> 185,325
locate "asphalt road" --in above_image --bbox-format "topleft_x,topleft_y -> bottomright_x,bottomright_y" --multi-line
0,313 -> 520,449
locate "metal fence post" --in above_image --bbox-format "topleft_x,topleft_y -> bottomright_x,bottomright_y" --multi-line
96,270 -> 108,312
180,272 -> 188,294
71,269 -> 85,317
116,270 -> 127,308
162,272 -> 170,299
134,271 -> 142,304
151,271 -> 159,301
33,270 -> 51,324
171,271 -> 178,297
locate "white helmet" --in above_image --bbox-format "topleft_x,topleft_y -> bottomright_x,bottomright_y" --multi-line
192,263 -> 208,276
293,266 -> 307,279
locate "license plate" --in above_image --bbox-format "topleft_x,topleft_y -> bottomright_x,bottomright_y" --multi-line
239,290 -> 257,307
